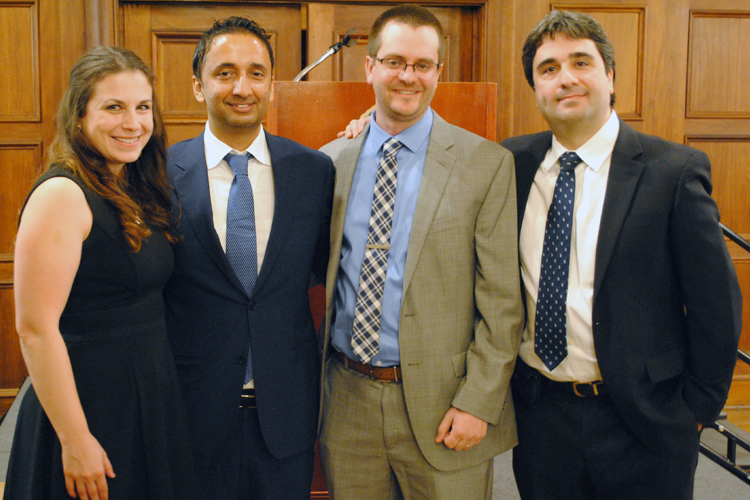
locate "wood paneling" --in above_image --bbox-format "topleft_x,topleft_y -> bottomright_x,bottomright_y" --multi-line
0,2 -> 39,122
0,144 -> 42,254
0,288 -> 25,391
686,138 -> 750,235
688,12 -> 750,118
154,32 -> 205,122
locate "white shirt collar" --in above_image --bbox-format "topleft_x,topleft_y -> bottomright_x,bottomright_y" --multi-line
543,110 -> 620,172
203,122 -> 271,169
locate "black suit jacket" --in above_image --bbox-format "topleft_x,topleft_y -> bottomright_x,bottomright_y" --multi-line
163,132 -> 334,474
504,118 -> 742,457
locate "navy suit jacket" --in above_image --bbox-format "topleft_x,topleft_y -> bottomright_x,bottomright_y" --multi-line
504,118 -> 742,457
163,132 -> 334,468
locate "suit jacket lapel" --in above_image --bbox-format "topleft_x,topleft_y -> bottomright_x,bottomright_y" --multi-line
254,133 -> 298,294
325,130 -> 367,308
171,133 -> 246,294
593,119 -> 645,301
402,113 -> 456,297
515,132 -> 553,233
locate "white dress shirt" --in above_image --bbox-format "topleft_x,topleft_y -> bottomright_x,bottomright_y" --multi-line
203,123 -> 274,388
519,111 -> 620,382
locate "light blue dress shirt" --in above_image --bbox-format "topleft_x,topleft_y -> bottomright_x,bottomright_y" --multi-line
331,109 -> 433,367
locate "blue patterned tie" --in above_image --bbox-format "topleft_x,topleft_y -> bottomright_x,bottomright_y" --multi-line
534,151 -> 581,371
225,152 -> 257,383
351,138 -> 403,364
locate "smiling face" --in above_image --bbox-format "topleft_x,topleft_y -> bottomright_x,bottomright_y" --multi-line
366,21 -> 443,136
532,35 -> 614,149
193,33 -> 273,150
80,71 -> 154,175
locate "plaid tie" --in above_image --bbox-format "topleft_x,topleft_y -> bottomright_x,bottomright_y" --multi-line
534,151 -> 581,371
225,152 -> 257,383
351,138 -> 403,364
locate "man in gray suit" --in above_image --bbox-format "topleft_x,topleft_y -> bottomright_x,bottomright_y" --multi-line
319,5 -> 524,499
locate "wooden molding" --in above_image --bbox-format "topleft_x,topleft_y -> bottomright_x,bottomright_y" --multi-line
0,388 -> 19,398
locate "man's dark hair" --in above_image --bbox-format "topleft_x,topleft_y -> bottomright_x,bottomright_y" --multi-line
522,10 -> 616,106
193,16 -> 275,80
368,4 -> 446,64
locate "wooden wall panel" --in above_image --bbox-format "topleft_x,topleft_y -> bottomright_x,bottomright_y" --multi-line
685,138 -> 750,234
0,287 -> 25,391
688,12 -> 750,118
0,144 -> 41,255
0,2 -> 39,122
154,33 -> 205,121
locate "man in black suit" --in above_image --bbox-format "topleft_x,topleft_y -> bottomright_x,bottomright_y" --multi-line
162,17 -> 333,500
503,10 -> 742,500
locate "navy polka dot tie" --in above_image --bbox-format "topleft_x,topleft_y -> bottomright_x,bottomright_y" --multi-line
534,151 -> 581,371
225,152 -> 257,383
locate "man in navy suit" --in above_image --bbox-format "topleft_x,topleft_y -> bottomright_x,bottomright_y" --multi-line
162,17 -> 334,500
504,10 -> 742,500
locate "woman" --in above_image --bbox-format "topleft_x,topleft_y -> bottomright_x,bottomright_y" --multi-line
3,47 -> 196,500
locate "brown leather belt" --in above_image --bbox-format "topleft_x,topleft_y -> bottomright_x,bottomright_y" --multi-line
334,350 -> 402,382
239,388 -> 256,409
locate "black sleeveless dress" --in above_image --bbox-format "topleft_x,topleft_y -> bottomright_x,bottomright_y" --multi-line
3,167 -> 197,500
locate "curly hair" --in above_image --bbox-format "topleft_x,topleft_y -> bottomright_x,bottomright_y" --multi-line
46,46 -> 177,252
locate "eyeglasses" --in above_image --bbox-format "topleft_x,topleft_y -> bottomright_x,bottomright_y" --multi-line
373,57 -> 441,75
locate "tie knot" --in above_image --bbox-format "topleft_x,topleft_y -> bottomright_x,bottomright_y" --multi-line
382,138 -> 403,159
559,151 -> 582,172
225,152 -> 251,176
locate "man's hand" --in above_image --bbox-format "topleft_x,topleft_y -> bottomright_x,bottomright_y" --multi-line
435,406 -> 488,451
336,115 -> 371,139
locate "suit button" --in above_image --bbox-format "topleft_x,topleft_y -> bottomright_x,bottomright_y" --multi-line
249,301 -> 256,310
238,355 -> 247,365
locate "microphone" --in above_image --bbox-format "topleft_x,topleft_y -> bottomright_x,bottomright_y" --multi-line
294,28 -> 359,82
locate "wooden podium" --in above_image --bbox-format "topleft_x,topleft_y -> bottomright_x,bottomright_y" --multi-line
266,81 -> 497,500
266,81 -> 497,149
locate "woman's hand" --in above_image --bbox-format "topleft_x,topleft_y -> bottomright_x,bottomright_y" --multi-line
62,432 -> 115,500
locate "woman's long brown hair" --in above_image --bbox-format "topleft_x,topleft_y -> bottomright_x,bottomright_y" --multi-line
47,46 -> 177,252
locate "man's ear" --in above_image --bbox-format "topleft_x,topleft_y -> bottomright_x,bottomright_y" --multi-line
192,75 -> 205,103
365,56 -> 375,85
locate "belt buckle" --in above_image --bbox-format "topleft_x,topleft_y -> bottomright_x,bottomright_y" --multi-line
573,381 -> 602,397
367,364 -> 399,383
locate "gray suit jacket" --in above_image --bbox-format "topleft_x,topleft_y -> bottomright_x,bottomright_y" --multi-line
320,112 -> 524,470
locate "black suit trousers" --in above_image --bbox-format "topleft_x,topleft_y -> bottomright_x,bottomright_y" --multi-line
511,364 -> 700,500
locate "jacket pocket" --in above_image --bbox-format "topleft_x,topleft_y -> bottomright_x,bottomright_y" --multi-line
645,348 -> 686,383
451,351 -> 467,377
428,213 -> 474,234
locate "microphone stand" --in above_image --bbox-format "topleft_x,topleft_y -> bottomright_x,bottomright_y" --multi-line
294,28 -> 359,82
